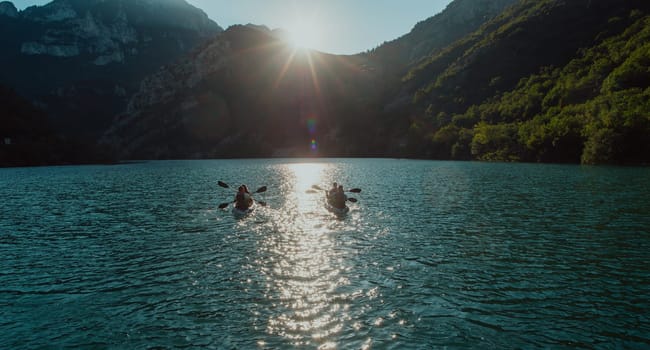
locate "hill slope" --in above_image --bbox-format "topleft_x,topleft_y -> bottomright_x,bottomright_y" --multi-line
397,0 -> 650,164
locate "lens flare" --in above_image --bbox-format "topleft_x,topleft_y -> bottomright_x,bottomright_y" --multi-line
310,139 -> 318,152
307,118 -> 317,134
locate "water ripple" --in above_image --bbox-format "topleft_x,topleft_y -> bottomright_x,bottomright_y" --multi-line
1,160 -> 649,348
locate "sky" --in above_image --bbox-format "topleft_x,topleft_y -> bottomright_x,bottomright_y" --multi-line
12,0 -> 453,54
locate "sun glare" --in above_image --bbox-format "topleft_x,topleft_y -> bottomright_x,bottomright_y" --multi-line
286,19 -> 323,51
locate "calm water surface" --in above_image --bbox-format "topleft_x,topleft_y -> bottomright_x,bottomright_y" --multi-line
1,159 -> 649,349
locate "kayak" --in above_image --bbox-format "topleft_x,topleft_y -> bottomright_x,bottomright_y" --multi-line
232,202 -> 254,218
326,203 -> 349,216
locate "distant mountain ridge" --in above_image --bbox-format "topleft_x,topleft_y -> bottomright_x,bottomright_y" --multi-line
0,0 -> 222,137
3,0 -> 650,166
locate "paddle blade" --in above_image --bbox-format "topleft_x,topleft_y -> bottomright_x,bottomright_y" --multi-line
218,202 -> 230,209
255,186 -> 267,193
347,197 -> 358,203
312,184 -> 324,191
218,181 -> 230,189
257,200 -> 267,207
305,189 -> 318,194
348,188 -> 362,193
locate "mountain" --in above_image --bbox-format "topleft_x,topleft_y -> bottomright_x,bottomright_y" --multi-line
399,0 -> 650,164
102,24 -> 383,159
0,0 -> 222,139
368,0 -> 517,67
102,0 -> 517,160
5,0 -> 650,165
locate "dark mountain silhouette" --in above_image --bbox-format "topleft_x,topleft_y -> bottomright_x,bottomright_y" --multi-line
3,0 -> 649,166
102,0 -> 518,160
0,84 -> 113,166
102,25 -> 383,158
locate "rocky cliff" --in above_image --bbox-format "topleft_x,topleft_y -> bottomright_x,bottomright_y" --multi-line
0,0 -> 222,137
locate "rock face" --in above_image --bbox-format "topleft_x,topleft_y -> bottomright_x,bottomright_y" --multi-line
0,0 -> 222,137
14,0 -> 220,63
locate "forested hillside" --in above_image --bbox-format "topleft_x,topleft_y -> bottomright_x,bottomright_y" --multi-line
401,0 -> 650,164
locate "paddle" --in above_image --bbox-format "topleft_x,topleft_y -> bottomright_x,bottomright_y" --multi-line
218,201 -> 233,209
347,197 -> 358,203
312,184 -> 361,193
217,181 -> 233,209
252,186 -> 267,206
218,180 -> 230,189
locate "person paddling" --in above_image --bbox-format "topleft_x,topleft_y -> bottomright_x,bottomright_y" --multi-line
235,185 -> 253,210
333,185 -> 347,209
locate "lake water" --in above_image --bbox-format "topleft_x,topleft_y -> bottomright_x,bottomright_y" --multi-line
1,159 -> 649,349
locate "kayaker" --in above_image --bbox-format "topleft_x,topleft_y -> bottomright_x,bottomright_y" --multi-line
333,185 -> 347,209
235,185 -> 253,210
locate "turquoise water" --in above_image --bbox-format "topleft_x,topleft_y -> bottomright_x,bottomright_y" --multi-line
1,159 -> 649,349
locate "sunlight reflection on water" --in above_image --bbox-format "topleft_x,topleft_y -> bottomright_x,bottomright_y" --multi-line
254,162 -> 352,347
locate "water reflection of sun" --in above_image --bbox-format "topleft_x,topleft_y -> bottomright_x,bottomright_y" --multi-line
291,162 -> 326,208
259,162 -> 350,347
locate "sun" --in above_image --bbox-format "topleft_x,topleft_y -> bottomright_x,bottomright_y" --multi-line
286,19 -> 324,51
